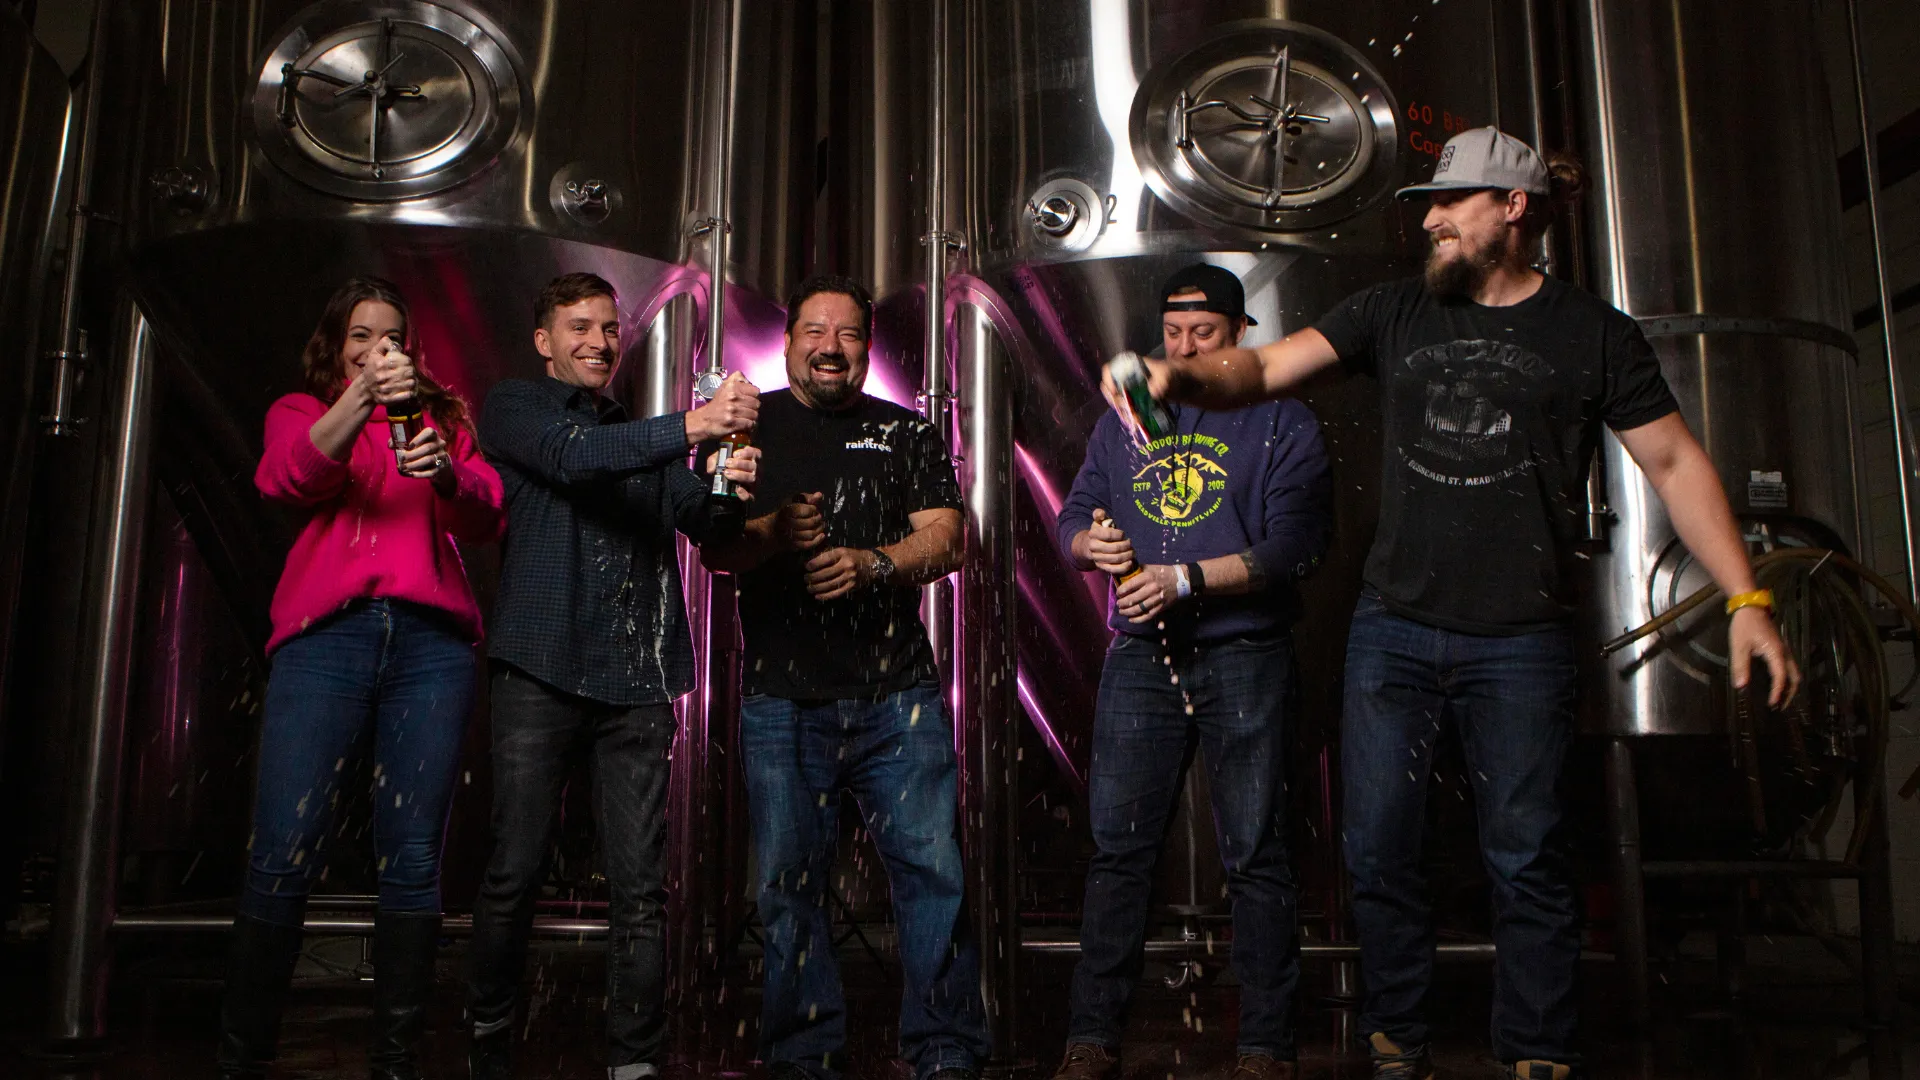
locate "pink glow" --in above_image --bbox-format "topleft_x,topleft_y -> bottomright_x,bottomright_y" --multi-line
1015,443 -> 1066,518
1017,669 -> 1085,793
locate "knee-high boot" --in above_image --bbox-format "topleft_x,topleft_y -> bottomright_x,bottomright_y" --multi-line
215,914 -> 305,1078
369,911 -> 443,1080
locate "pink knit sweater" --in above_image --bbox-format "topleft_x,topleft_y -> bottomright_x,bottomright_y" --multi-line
255,393 -> 504,655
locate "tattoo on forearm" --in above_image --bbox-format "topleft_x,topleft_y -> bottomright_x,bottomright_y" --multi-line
1239,549 -> 1268,591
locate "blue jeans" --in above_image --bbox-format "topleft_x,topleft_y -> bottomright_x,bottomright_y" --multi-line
241,599 -> 475,926
1342,592 -> 1581,1065
467,665 -> 674,1079
740,682 -> 989,1080
1069,631 -> 1301,1058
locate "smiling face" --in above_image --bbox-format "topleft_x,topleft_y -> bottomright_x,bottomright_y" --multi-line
1422,187 -> 1528,299
537,294 -> 622,391
1161,289 -> 1246,359
338,299 -> 406,383
784,290 -> 871,410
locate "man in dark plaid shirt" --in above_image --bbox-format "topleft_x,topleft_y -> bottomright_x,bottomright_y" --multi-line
465,272 -> 760,1080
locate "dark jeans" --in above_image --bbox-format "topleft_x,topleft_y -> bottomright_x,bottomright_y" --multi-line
1342,593 -> 1581,1065
466,665 -> 674,1079
740,682 -> 989,1080
1069,631 -> 1301,1058
241,599 -> 474,926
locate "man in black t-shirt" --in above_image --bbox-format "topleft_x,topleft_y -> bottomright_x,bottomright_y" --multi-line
702,276 -> 987,1080
1109,129 -> 1800,1080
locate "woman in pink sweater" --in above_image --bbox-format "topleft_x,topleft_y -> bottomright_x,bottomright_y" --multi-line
218,277 -> 503,1080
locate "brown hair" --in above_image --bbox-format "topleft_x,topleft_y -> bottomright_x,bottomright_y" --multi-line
299,276 -> 468,431
533,271 -> 618,330
1521,150 -> 1589,235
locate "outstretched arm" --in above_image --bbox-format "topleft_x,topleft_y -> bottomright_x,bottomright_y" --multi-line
1616,412 -> 1801,706
1106,328 -> 1343,413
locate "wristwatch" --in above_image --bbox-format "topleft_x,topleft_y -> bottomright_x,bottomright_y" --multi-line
869,549 -> 897,587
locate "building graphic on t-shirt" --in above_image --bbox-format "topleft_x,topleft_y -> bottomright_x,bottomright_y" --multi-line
1399,338 -> 1546,488
1130,433 -> 1230,527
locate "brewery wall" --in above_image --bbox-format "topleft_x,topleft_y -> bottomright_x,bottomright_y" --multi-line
1818,0 -> 1920,939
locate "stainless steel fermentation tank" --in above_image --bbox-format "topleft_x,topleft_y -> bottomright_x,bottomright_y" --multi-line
14,0 -> 1884,1061
30,0 -> 770,1044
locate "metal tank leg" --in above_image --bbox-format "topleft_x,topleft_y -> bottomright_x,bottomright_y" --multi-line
1604,737 -> 1651,1036
44,297 -> 158,1048
1855,773 -> 1902,1079
955,305 -> 1020,1064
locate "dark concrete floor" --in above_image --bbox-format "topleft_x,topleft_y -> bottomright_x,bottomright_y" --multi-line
3,933 -> 1918,1079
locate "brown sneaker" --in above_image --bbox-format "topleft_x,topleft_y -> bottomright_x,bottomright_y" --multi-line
1228,1053 -> 1298,1080
1050,1042 -> 1120,1080
1368,1033 -> 1434,1080
1511,1062 -> 1574,1080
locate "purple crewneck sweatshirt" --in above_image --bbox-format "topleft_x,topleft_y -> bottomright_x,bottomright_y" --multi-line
1056,399 -> 1331,642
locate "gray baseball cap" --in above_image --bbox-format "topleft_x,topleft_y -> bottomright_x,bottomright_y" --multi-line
1395,126 -> 1548,199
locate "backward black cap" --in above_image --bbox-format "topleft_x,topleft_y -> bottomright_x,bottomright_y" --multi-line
1160,264 -> 1258,327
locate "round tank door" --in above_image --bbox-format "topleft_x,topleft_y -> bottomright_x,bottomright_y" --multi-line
1131,20 -> 1400,233
250,0 -> 526,201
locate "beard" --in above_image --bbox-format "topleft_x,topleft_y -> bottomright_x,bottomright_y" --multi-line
800,376 -> 859,409
1424,241 -> 1497,300
796,356 -> 862,409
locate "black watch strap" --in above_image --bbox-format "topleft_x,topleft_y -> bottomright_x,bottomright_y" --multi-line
1187,561 -> 1205,596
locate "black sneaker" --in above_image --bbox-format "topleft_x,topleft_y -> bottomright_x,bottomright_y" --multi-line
1368,1033 -> 1434,1080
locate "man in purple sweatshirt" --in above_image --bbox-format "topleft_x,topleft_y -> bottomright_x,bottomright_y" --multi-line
1051,265 -> 1333,1080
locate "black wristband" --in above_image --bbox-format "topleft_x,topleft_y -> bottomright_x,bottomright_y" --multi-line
1186,561 -> 1205,596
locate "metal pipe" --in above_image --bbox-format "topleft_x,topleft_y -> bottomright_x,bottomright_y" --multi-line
109,914 -> 617,937
641,296 -> 694,422
1846,0 -> 1920,604
922,0 -> 959,681
1854,757 -> 1901,1076
699,0 -> 736,385
667,0 -> 739,1008
1020,939 -> 1496,960
1639,859 -> 1863,879
45,296 -> 157,1046
40,0 -> 113,437
1605,737 -> 1650,1034
955,302 -> 1017,1058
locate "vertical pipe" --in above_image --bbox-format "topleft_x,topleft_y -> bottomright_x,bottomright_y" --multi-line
668,0 -> 739,1012
41,0 -> 111,437
1605,738 -> 1650,1035
642,296 -> 695,422
1845,0 -> 1920,603
1855,771 -> 1901,1078
706,0 -> 738,383
45,297 -> 157,1045
922,0 -> 956,684
956,304 -> 1017,1059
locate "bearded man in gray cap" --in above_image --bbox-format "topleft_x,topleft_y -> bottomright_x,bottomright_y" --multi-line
1107,128 -> 1801,1080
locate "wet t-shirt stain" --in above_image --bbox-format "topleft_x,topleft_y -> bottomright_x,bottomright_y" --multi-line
1313,274 -> 1678,634
735,389 -> 964,698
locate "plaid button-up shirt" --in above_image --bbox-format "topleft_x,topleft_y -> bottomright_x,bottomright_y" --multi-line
480,376 -> 737,706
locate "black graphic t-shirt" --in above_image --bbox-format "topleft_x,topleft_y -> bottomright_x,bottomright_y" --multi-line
1313,274 -> 1678,633
734,389 -> 964,698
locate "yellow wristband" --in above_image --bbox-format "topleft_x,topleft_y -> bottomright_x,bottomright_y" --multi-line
1724,589 -> 1774,616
